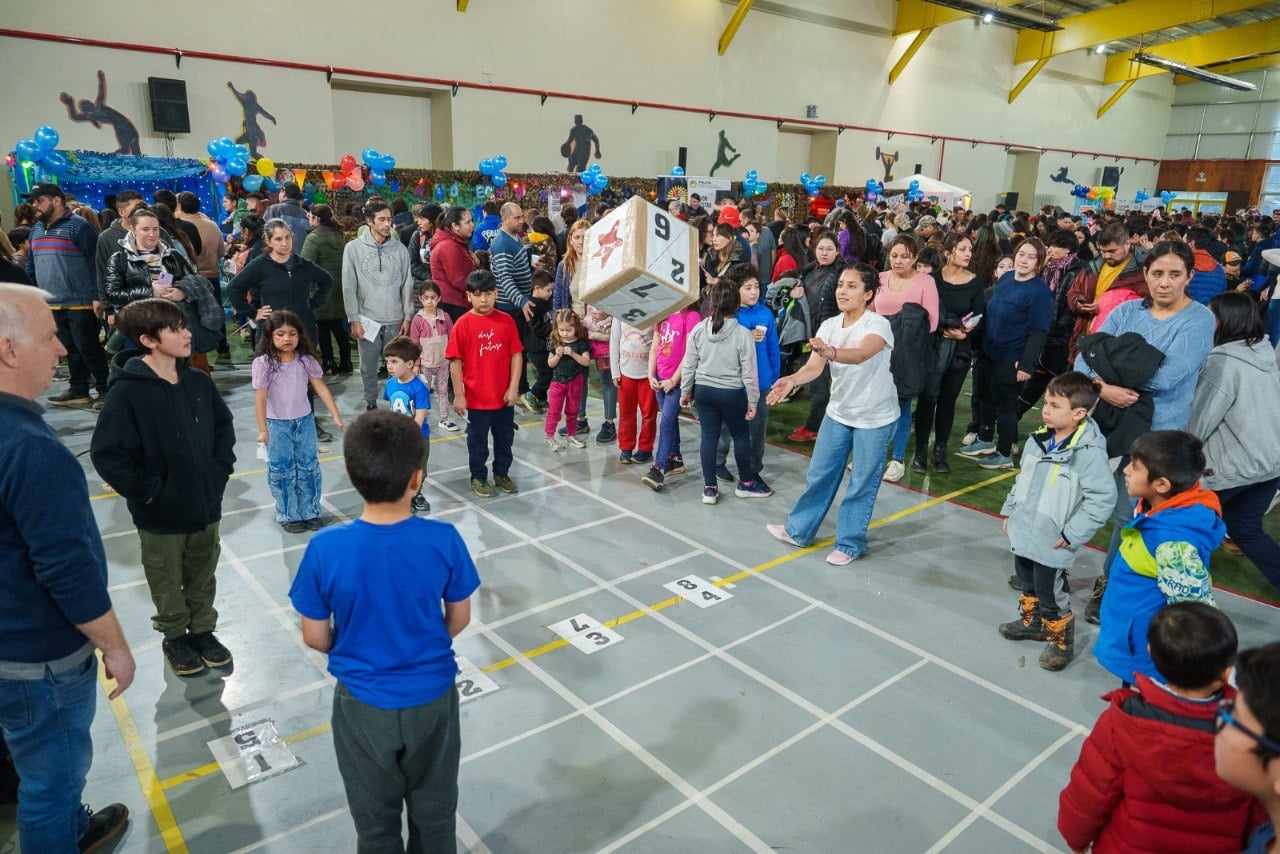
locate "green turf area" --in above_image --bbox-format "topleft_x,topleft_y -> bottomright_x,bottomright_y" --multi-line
764,380 -> 1280,606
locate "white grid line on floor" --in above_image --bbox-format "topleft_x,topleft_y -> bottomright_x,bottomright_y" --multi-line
427,465 -> 1062,853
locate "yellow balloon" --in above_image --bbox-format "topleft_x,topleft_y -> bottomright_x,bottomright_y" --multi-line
256,157 -> 275,177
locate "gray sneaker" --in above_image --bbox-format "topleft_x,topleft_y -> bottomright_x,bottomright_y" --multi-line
978,453 -> 1015,470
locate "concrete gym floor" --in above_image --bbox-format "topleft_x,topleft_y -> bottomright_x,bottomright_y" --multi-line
2,365 -> 1277,854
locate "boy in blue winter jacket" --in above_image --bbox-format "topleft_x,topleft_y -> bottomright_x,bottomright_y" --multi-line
999,372 -> 1116,671
716,264 -> 780,480
1096,430 -> 1226,685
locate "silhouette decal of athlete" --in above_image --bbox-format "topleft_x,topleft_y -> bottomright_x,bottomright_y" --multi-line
561,114 -> 602,173
59,70 -> 141,155
228,82 -> 277,158
709,130 -> 741,177
593,221 -> 624,266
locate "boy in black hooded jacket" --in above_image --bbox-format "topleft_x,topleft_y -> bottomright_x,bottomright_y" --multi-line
90,298 -> 236,678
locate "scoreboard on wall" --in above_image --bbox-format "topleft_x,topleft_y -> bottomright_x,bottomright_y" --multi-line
574,196 -> 700,331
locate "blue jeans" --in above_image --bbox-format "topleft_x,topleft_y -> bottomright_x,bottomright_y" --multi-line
694,385 -> 755,488
785,416 -> 894,558
267,412 -> 322,523
891,397 -> 914,461
654,385 -> 683,470
0,655 -> 97,851
467,407 -> 515,481
718,398 -> 769,475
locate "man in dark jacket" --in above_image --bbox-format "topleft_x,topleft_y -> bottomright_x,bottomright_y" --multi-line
25,184 -> 109,407
264,184 -> 310,248
91,298 -> 236,678
0,284 -> 132,852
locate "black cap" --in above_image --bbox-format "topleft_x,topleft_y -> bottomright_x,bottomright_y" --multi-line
24,183 -> 65,201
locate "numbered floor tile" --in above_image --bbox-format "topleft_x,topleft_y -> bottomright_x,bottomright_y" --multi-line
663,574 -> 733,608
455,655 -> 501,704
207,719 -> 301,789
547,613 -> 625,654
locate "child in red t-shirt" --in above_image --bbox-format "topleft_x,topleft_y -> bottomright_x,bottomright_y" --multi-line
445,271 -> 524,498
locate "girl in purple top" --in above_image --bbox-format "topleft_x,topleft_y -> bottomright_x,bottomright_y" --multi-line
252,310 -> 345,532
642,303 -> 702,491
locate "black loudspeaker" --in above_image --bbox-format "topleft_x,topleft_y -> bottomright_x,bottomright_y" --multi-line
147,77 -> 190,134
1101,166 -> 1122,188
914,163 -> 923,175
1001,192 -> 1019,209
678,146 -> 688,171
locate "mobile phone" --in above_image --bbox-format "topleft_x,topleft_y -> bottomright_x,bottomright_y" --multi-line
962,313 -> 982,330
155,271 -> 174,288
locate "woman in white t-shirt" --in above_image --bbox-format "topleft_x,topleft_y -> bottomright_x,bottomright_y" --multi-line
766,263 -> 900,565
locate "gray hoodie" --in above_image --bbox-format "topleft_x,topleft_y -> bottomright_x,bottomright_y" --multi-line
679,317 -> 759,408
341,227 -> 414,325
1187,339 -> 1280,491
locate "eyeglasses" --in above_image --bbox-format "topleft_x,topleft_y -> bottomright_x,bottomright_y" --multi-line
1216,699 -> 1280,755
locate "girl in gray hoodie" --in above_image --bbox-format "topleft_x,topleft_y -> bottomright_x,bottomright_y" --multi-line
680,285 -> 771,504
1188,291 -> 1280,593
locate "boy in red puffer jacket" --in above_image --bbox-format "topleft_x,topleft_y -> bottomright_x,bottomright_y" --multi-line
1059,602 -> 1267,854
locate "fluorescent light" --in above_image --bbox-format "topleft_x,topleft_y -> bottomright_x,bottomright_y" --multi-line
1132,51 -> 1258,91
1095,44 -> 1107,54
927,0 -> 1062,31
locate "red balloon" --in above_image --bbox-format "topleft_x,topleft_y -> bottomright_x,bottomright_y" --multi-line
339,154 -> 357,174
329,176 -> 345,190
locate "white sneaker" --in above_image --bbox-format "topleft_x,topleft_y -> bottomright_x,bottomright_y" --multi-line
566,435 -> 586,449
961,432 -> 978,446
439,418 -> 462,433
882,460 -> 906,483
546,436 -> 564,453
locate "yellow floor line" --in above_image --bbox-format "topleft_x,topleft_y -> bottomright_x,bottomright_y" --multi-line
98,652 -> 190,853
151,470 -> 1015,793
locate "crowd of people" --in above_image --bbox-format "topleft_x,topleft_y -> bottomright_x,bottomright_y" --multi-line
2,179 -> 1279,853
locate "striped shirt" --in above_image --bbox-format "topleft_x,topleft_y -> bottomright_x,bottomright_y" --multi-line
489,229 -> 533,309
26,212 -> 98,306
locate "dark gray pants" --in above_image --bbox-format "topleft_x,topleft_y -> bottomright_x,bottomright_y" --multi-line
332,683 -> 460,854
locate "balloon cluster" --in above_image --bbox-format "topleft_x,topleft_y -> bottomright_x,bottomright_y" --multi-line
1069,183 -> 1116,203
1159,190 -> 1175,205
865,178 -> 884,200
579,162 -> 609,195
205,137 -> 250,185
799,172 -> 827,197
479,154 -> 510,188
362,148 -> 397,188
905,179 -> 924,202
741,169 -> 767,197
1134,189 -> 1150,204
670,165 -> 685,177
15,125 -> 69,177
241,158 -> 281,194
331,154 -> 365,192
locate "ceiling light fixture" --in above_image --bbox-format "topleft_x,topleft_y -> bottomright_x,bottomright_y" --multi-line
1132,51 -> 1258,91
928,0 -> 1061,31
1095,44 -> 1107,54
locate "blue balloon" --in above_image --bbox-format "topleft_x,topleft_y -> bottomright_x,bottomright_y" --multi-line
14,139 -> 41,162
378,153 -> 396,172
671,165 -> 685,176
362,148 -> 380,166
588,163 -> 602,175
493,154 -> 508,170
800,172 -> 811,184
225,158 -> 247,177
262,178 -> 278,193
756,182 -> 768,195
389,179 -> 400,193
746,169 -> 758,179
579,170 -> 592,184
207,139 -> 224,158
33,125 -> 58,154
41,151 -> 69,175
491,172 -> 508,188
434,184 -> 446,202
479,159 -> 494,177
815,175 -> 827,188
369,169 -> 387,187
242,175 -> 264,192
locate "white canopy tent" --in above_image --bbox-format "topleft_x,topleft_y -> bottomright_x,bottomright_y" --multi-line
883,173 -> 972,209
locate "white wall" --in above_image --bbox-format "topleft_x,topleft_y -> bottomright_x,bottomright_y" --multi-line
1165,69 -> 1280,160
1,0 -> 1173,211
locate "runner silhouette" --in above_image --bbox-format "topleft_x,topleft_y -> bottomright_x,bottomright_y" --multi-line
228,82 -> 277,158
59,70 -> 141,155
709,129 -> 741,177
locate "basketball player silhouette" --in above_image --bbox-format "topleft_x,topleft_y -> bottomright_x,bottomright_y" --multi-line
59,70 -> 141,155
561,115 -> 602,173
228,82 -> 277,158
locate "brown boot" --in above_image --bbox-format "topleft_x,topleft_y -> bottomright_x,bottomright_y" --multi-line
998,593 -> 1047,641
1040,612 -> 1075,671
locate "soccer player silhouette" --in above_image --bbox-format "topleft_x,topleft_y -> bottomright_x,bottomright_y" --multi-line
709,130 -> 741,177
228,82 -> 277,158
59,70 -> 141,155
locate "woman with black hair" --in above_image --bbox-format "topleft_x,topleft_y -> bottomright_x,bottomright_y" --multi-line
787,231 -> 842,443
301,204 -> 351,375
770,225 -> 807,281
1188,290 -> 1280,593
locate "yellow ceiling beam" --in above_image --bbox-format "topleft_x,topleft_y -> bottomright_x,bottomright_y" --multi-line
456,0 -> 468,10
1104,18 -> 1280,83
1014,0 -> 1271,65
889,28 -> 934,84
718,0 -> 755,56
1008,57 -> 1050,103
893,0 -> 1021,36
1097,78 -> 1138,118
1174,53 -> 1280,81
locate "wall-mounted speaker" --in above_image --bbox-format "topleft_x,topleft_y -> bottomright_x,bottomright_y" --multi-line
147,77 -> 190,134
678,146 -> 688,171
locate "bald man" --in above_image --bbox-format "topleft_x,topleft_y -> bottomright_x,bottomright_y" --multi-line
488,202 -> 536,397
0,283 -> 132,852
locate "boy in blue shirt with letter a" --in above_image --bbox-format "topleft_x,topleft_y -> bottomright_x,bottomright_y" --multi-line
289,410 -> 479,853
382,335 -> 432,514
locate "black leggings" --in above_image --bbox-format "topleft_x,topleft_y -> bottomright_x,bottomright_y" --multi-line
914,361 -> 970,454
978,357 -> 1022,456
316,319 -> 352,370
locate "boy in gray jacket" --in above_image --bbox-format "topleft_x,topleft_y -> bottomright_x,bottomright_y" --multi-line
342,200 -> 415,409
998,371 -> 1116,671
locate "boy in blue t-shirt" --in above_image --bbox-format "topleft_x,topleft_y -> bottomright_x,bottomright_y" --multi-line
382,336 -> 432,514
288,410 -> 479,852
